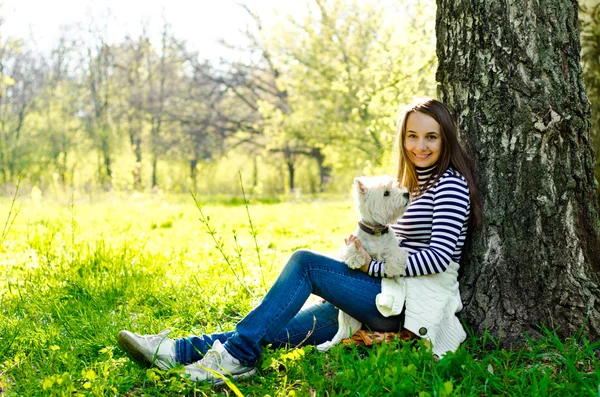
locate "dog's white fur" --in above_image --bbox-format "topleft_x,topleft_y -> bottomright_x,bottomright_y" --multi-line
338,175 -> 410,277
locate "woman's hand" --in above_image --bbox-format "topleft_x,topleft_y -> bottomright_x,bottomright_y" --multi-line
344,234 -> 371,273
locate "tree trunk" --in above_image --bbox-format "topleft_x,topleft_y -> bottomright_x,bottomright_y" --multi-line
287,160 -> 295,192
104,153 -> 112,182
437,0 -> 600,344
252,155 -> 258,191
190,158 -> 198,190
100,133 -> 112,188
310,147 -> 331,192
151,154 -> 158,189
128,113 -> 143,190
282,147 -> 296,192
56,147 -> 67,187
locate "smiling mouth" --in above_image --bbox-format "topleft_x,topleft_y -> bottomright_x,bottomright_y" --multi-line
413,153 -> 431,159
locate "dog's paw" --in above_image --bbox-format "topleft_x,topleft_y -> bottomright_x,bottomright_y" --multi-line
345,255 -> 365,270
339,243 -> 363,269
338,243 -> 353,262
382,249 -> 409,277
345,249 -> 365,270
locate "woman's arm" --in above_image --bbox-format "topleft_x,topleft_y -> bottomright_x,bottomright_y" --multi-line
404,176 -> 470,276
362,175 -> 470,278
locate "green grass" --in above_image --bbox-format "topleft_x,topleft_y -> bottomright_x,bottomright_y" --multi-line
1,193 -> 599,396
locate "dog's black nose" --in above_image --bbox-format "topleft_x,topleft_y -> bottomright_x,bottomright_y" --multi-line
403,192 -> 410,201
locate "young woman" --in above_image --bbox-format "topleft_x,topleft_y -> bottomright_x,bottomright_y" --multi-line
118,98 -> 482,385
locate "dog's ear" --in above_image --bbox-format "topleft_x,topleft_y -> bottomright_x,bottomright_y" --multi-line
354,177 -> 368,195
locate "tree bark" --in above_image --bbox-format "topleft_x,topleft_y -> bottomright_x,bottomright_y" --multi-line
190,158 -> 198,190
128,114 -> 143,190
287,160 -> 295,192
151,154 -> 158,189
437,0 -> 600,344
100,132 -> 112,188
309,147 -> 331,192
252,155 -> 258,191
151,24 -> 170,190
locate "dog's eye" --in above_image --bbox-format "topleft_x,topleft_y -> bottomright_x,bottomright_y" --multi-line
383,191 -> 390,197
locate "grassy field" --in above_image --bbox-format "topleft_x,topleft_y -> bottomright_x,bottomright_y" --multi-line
0,192 -> 599,396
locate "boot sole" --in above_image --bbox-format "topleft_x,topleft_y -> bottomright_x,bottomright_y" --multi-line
204,368 -> 258,386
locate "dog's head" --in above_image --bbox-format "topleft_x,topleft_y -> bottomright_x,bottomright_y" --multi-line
353,175 -> 410,226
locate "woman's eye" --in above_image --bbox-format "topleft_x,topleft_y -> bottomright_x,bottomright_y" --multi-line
384,191 -> 390,197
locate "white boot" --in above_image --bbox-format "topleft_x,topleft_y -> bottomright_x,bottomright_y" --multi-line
184,340 -> 255,385
118,329 -> 176,370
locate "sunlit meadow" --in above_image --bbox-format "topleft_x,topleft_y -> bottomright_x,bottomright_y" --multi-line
0,190 -> 599,396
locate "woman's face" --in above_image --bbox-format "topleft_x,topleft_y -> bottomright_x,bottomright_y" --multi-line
403,111 -> 442,168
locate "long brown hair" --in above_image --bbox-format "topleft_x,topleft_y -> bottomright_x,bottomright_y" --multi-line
396,98 -> 482,229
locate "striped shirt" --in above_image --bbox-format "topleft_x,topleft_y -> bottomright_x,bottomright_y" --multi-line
368,164 -> 471,277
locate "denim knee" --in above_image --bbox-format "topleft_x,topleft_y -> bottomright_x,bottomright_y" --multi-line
287,249 -> 322,274
289,249 -> 314,264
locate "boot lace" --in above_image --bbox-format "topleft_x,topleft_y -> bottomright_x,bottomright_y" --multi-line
194,349 -> 222,370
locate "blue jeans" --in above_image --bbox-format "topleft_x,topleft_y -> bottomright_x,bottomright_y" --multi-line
175,249 -> 404,367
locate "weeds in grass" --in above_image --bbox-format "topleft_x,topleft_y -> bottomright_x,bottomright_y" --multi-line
190,174 -> 268,298
239,172 -> 266,291
0,178 -> 21,250
69,189 -> 76,250
232,229 -> 247,279
191,191 -> 256,299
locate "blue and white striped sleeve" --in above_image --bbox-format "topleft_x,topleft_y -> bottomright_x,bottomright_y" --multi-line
404,176 -> 470,276
367,258 -> 385,277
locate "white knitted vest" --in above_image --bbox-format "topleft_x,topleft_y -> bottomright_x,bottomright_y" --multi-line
317,261 -> 466,357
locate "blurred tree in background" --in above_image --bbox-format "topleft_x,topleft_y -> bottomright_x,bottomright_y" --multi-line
580,0 -> 600,201
266,0 -> 435,190
0,34 -> 45,185
5,0 -> 597,199
0,0 -> 437,196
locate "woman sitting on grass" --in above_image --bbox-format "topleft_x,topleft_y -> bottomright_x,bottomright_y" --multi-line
118,98 -> 483,385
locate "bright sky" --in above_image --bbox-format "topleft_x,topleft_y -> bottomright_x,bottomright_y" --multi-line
2,0 -> 305,59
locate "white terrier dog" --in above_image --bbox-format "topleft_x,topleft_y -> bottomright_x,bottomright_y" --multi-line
339,175 -> 410,277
